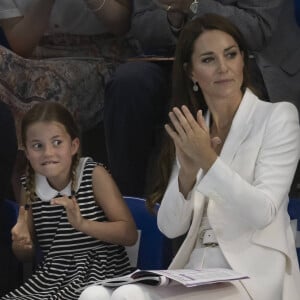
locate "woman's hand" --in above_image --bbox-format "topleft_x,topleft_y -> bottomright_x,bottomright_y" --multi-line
51,196 -> 83,231
165,105 -> 217,172
165,105 -> 218,197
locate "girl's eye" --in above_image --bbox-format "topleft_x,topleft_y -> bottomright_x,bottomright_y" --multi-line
53,140 -> 62,147
32,143 -> 42,150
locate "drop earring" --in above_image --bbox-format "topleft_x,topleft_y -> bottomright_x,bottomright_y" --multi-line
193,82 -> 199,92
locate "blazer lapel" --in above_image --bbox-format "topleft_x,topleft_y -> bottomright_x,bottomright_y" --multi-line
219,89 -> 257,164
169,190 -> 206,269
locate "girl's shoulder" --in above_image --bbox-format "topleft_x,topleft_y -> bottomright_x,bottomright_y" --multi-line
80,157 -> 107,171
78,157 -> 109,181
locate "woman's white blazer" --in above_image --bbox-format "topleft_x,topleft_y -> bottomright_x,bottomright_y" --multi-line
158,89 -> 300,300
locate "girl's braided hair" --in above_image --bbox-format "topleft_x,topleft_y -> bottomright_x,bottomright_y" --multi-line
21,102 -> 81,205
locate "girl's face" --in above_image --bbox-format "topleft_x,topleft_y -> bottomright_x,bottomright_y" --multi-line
189,29 -> 244,101
25,121 -> 79,190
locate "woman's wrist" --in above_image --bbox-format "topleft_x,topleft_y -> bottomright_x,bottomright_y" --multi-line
178,168 -> 197,198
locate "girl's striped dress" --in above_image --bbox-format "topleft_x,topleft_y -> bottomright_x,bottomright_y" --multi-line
1,157 -> 131,300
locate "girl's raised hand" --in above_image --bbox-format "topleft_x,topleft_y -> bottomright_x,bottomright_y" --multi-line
12,206 -> 33,251
51,196 -> 83,231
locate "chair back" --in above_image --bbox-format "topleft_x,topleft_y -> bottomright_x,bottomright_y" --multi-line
124,196 -> 173,270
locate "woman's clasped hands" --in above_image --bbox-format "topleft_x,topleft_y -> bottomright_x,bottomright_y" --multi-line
165,105 -> 219,175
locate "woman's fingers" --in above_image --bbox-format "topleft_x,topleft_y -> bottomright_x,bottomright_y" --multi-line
197,109 -> 209,133
168,106 -> 199,139
165,123 -> 180,143
172,106 -> 194,135
181,105 -> 202,132
211,136 -> 222,146
168,110 -> 186,138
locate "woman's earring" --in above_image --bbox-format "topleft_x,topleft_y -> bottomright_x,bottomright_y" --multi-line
193,82 -> 199,92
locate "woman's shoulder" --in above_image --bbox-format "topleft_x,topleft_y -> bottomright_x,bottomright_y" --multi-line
266,100 -> 299,124
251,89 -> 299,123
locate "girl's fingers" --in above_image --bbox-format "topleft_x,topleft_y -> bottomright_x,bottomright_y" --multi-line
51,195 -> 72,208
11,230 -> 31,245
19,206 -> 26,214
18,206 -> 28,220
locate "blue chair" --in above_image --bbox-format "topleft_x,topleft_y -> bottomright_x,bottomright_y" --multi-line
295,0 -> 300,26
288,198 -> 300,266
124,196 -> 173,270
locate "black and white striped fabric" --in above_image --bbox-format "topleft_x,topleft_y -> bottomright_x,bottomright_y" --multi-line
2,158 -> 131,300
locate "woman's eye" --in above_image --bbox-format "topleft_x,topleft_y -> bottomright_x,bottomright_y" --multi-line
226,51 -> 237,59
201,57 -> 214,63
53,140 -> 62,147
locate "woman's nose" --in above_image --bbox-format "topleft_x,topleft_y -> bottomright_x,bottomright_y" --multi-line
217,58 -> 228,73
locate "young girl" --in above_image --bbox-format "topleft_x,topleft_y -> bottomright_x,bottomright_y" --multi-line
1,102 -> 138,300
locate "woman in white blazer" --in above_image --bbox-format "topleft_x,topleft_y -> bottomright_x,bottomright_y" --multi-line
79,14 -> 300,300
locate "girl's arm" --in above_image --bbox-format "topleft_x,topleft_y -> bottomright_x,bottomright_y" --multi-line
11,188 -> 36,261
85,0 -> 132,35
0,0 -> 55,57
52,165 -> 138,246
84,165 -> 138,245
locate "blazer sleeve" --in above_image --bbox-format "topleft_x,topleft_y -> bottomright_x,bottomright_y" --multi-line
197,102 -> 300,230
157,162 -> 195,238
131,0 -> 283,53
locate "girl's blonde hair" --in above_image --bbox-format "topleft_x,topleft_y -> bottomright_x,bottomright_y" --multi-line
21,102 -> 81,205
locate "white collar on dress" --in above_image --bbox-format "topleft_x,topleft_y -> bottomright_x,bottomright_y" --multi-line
34,157 -> 90,201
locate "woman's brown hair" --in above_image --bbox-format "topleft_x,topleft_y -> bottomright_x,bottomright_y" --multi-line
147,13 -> 255,211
